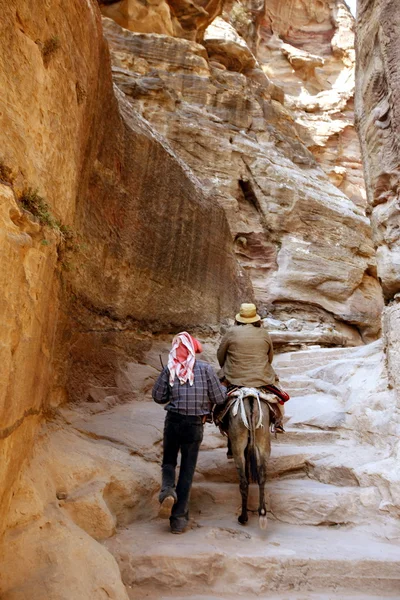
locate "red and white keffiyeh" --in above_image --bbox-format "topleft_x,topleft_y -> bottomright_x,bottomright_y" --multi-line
167,332 -> 203,387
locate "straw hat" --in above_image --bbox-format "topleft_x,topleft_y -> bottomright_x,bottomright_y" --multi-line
235,303 -> 261,324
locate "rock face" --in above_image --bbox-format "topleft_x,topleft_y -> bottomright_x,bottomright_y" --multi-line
98,0 -> 223,41
255,0 -> 365,208
0,0 -> 242,538
2,1 -> 400,599
0,0 -> 108,534
0,183 -> 59,533
355,0 -> 400,301
0,421 -> 157,600
355,0 -> 400,405
103,2 -> 383,345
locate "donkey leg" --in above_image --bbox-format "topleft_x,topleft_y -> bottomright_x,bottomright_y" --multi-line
257,460 -> 268,530
256,414 -> 271,530
230,434 -> 249,525
237,455 -> 249,525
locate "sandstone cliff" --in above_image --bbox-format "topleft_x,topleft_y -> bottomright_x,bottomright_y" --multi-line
102,0 -> 383,347
355,0 -> 400,402
1,1 -> 400,599
355,0 -> 400,302
0,0 -> 243,538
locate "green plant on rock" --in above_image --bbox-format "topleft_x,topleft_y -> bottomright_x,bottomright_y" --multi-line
19,187 -> 57,227
58,223 -> 74,241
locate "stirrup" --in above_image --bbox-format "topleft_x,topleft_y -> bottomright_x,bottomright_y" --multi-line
274,424 -> 285,434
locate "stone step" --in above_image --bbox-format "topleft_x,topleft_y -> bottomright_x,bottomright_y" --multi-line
142,594 -> 398,600
275,364 -> 331,376
283,386 -> 318,397
202,426 -> 341,453
190,479 -> 379,526
195,443 -> 364,487
196,446 -> 310,483
276,358 -> 339,371
279,378 -> 311,388
274,427 -> 341,445
105,520 -> 400,597
274,347 -> 365,374
285,393 -> 345,430
275,346 -> 362,364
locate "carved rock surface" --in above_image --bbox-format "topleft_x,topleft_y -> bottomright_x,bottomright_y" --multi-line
355,0 -> 400,300
104,15 -> 383,344
0,183 -> 59,530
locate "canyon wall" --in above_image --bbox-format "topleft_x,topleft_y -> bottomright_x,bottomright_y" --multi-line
2,1 -> 400,598
355,0 -> 400,398
102,0 -> 383,348
0,0 -> 385,541
0,0 -> 243,537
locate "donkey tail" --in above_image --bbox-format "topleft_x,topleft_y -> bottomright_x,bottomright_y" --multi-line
247,398 -> 259,484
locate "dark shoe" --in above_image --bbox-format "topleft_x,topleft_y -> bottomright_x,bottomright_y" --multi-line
159,488 -> 177,503
158,488 -> 177,519
170,516 -> 188,534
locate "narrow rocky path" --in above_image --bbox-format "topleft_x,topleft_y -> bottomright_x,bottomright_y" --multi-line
93,343 -> 399,599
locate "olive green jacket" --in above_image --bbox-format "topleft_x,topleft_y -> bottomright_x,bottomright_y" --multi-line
217,324 -> 278,387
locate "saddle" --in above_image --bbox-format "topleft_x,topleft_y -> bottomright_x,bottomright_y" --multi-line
213,385 -> 289,431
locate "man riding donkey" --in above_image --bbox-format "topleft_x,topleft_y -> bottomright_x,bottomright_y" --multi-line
216,303 -> 289,457
152,332 -> 226,534
216,303 -> 290,528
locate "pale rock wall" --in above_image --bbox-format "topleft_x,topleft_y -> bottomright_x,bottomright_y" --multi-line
254,0 -> 366,208
383,302 -> 400,401
103,9 -> 383,345
355,0 -> 400,403
0,0 -> 243,538
355,0 -> 400,301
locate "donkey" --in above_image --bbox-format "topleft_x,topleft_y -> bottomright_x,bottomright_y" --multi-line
228,388 -> 272,529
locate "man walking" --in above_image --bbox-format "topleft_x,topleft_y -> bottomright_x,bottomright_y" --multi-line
152,331 -> 226,534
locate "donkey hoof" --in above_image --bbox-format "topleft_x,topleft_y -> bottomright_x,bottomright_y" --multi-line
259,514 -> 268,530
238,515 -> 248,525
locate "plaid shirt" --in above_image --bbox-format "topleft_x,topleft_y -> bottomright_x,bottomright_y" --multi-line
152,360 -> 226,416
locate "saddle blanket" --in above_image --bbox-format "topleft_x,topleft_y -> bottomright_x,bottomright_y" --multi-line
214,386 -> 283,428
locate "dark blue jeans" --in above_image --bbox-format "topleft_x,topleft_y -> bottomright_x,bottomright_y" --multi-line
161,411 -> 204,526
